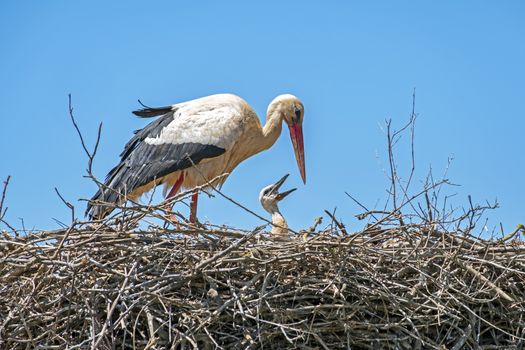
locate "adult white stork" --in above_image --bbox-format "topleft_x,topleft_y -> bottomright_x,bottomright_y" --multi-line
86,93 -> 306,221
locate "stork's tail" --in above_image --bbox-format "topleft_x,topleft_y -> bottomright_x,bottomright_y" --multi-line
85,163 -> 135,220
85,188 -> 120,220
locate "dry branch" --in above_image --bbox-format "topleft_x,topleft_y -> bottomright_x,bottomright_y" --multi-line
0,176 -> 11,223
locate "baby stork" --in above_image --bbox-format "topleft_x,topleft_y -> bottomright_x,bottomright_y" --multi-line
259,174 -> 296,238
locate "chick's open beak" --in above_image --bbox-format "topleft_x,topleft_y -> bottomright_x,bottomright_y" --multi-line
268,174 -> 296,201
276,188 -> 296,201
270,174 -> 289,193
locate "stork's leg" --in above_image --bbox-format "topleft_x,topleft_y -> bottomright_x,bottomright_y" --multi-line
167,173 -> 184,199
190,191 -> 198,224
164,173 -> 184,225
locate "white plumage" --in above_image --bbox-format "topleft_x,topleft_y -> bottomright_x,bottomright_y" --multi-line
87,93 -> 306,222
144,95 -> 245,149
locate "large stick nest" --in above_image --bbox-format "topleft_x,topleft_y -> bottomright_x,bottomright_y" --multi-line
1,214 -> 525,349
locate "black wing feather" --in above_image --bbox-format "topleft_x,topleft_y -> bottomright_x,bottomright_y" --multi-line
119,110 -> 175,160
121,142 -> 225,191
87,108 -> 226,219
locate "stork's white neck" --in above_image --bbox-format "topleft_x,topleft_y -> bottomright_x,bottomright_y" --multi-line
258,106 -> 284,152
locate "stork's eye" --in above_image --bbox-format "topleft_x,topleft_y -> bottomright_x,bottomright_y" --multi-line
294,108 -> 301,123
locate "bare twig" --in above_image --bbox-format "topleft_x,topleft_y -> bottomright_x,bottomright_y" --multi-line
0,175 -> 11,223
324,209 -> 347,235
183,156 -> 299,235
54,187 -> 75,224
68,94 -> 102,176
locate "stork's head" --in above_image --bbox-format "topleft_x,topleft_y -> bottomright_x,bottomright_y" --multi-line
268,94 -> 306,184
259,174 -> 297,214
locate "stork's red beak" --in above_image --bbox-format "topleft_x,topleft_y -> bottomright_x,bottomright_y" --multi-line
288,123 -> 306,184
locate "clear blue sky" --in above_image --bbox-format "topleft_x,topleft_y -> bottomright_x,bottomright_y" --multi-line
1,1 -> 524,235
